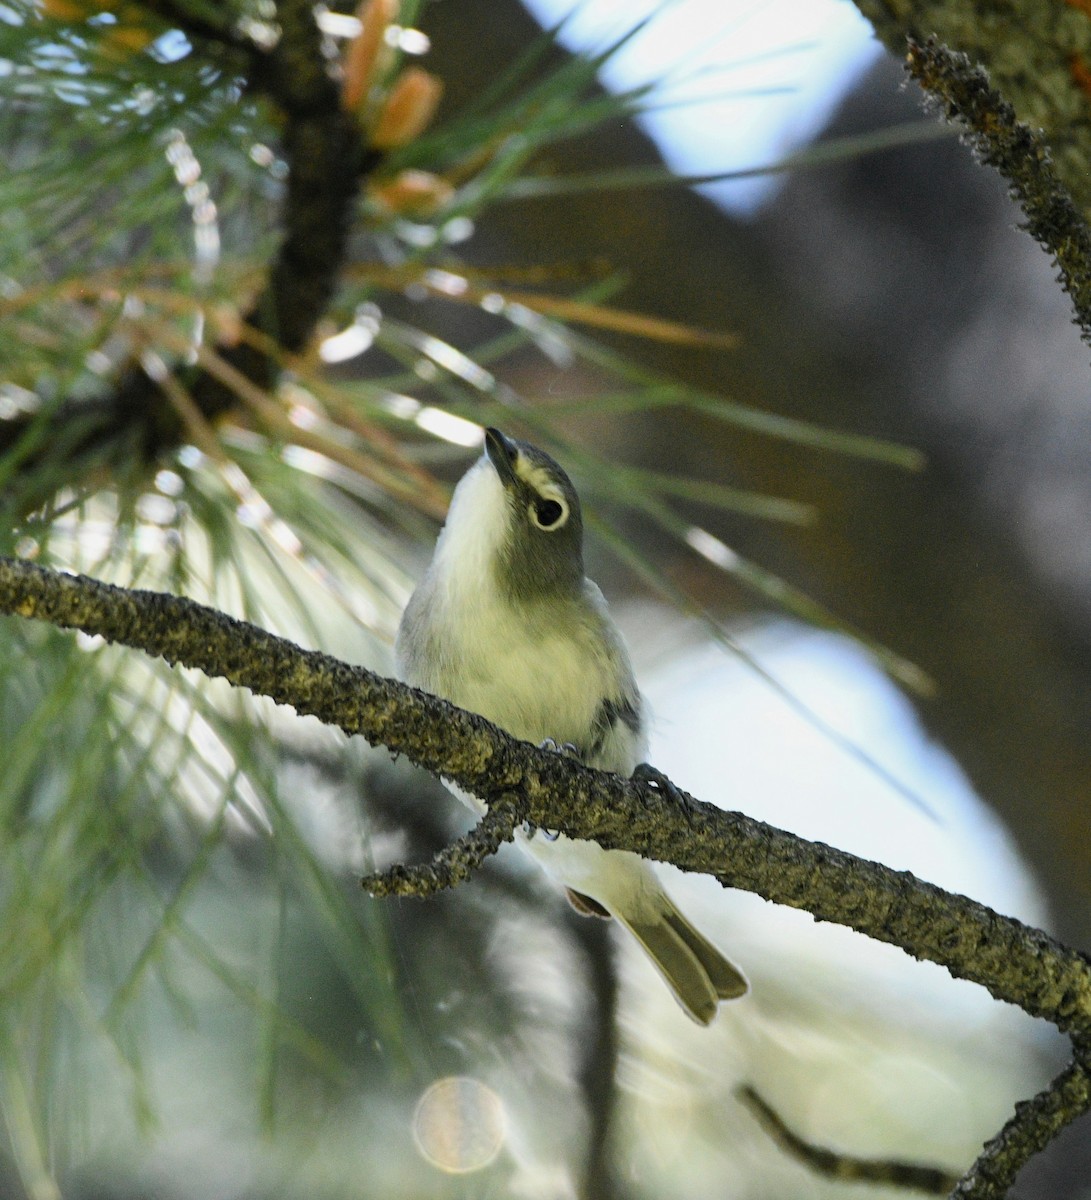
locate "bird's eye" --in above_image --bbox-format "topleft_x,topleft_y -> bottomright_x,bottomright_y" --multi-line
531,497 -> 566,530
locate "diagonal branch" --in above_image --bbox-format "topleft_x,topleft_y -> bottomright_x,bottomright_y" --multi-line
2,554 -> 1091,1192
737,1085 -> 959,1194
850,0 -> 1091,225
0,554 -> 1089,1038
952,1051 -> 1091,1199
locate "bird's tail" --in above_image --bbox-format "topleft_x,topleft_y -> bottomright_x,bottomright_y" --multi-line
618,894 -> 748,1025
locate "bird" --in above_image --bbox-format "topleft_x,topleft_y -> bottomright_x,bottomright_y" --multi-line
396,426 -> 748,1024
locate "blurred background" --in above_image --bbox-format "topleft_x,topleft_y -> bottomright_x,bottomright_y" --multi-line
2,0 -> 1089,1196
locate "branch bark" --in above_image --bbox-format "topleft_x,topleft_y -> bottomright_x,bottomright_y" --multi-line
953,1052 -> 1091,1199
361,795 -> 523,897
737,1084 -> 959,1193
904,36 -> 1091,348
126,0 -> 370,430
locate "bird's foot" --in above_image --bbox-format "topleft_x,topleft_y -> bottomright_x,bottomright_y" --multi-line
632,762 -> 698,819
539,737 -> 580,757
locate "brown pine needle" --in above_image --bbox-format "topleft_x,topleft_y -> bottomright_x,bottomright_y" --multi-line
341,263 -> 737,347
308,383 -> 451,515
140,346 -> 228,465
476,287 -> 739,349
194,343 -> 450,521
141,320 -> 450,521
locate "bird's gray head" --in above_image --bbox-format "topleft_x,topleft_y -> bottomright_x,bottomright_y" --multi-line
433,427 -> 585,601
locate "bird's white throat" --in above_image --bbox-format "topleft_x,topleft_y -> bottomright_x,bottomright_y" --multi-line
432,455 -> 509,600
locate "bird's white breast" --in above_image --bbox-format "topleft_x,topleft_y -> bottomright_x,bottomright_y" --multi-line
434,573 -> 618,752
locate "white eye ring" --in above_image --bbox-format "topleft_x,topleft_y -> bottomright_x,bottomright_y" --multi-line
529,495 -> 568,530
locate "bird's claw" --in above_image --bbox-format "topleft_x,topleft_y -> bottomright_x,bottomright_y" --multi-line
521,819 -> 561,842
633,762 -> 697,818
539,737 -> 580,757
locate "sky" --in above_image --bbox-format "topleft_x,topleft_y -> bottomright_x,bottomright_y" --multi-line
518,0 -> 882,213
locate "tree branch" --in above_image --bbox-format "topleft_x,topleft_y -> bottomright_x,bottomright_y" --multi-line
952,1051 -> 1091,1199
905,36 -> 1091,348
737,1085 -> 959,1194
1,0 -> 372,479
2,554 -> 1091,1189
130,0 -> 370,429
850,0 -> 1091,223
567,913 -> 622,1200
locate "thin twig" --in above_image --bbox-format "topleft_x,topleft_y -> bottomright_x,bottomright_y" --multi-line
361,798 -> 523,897
567,913 -> 622,1200
738,1085 -> 959,1194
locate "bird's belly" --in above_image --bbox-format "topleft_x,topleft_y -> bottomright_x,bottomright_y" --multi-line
448,621 -> 606,750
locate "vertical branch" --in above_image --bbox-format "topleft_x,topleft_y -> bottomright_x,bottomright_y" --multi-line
566,914 -> 622,1200
1,0 -> 375,471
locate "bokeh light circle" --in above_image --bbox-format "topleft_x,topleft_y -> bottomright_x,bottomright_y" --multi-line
412,1075 -> 507,1174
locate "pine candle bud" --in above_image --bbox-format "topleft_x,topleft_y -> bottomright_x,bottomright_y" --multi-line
369,169 -> 454,216
370,67 -> 443,150
41,0 -> 155,54
340,0 -> 399,115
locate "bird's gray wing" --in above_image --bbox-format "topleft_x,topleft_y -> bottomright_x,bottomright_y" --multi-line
584,692 -> 644,773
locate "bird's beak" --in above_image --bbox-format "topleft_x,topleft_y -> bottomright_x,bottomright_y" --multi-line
485,427 -> 518,487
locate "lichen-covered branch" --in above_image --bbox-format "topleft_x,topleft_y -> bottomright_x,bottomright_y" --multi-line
905,36 -> 1091,348
851,0 -> 1091,224
361,796 -> 523,897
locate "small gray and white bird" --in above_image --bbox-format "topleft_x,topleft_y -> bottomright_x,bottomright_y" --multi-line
396,427 -> 747,1024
